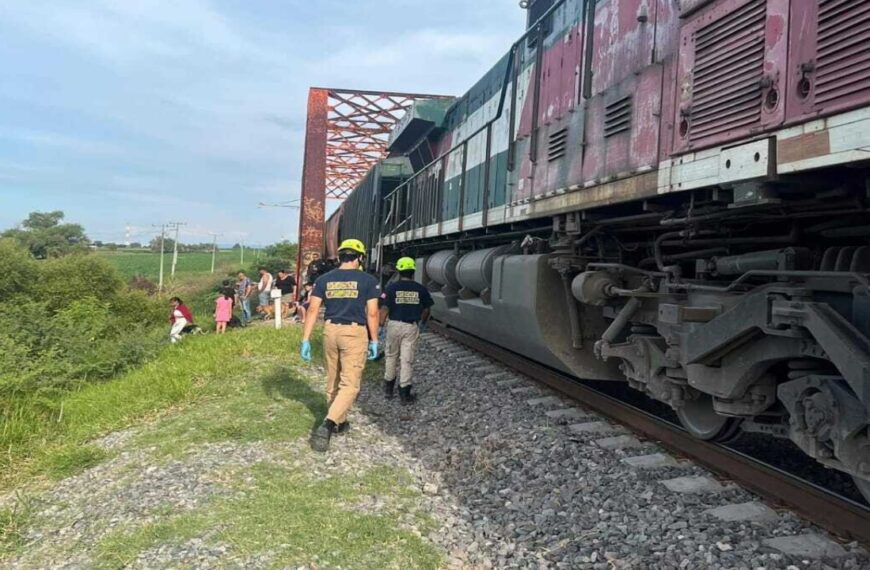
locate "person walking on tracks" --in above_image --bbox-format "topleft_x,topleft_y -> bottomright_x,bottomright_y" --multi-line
380,257 -> 433,404
300,239 -> 380,452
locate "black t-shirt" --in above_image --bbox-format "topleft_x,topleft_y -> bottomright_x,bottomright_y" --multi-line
275,275 -> 296,295
381,280 -> 434,323
306,259 -> 330,284
312,268 -> 380,325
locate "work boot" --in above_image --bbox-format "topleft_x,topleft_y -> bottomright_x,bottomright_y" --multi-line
336,421 -> 351,436
399,385 -> 416,405
384,379 -> 396,400
310,419 -> 337,452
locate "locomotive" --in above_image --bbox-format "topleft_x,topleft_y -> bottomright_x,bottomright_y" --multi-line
325,0 -> 870,500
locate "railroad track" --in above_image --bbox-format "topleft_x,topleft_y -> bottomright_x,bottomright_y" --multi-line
428,321 -> 870,547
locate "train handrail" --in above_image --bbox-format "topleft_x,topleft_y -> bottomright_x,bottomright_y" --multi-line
380,0 -> 576,235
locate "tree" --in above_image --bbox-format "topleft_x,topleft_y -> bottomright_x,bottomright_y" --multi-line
149,236 -> 176,253
2,211 -> 89,259
256,240 -> 299,275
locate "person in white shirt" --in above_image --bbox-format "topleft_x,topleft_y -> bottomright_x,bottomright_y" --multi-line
257,267 -> 274,312
169,297 -> 193,343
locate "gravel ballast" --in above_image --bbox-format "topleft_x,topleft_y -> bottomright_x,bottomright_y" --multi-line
356,334 -> 870,569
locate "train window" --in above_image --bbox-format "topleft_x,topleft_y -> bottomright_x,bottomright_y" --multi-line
526,0 -> 555,29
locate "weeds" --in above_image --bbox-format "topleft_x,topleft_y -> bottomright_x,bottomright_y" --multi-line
0,492 -> 35,556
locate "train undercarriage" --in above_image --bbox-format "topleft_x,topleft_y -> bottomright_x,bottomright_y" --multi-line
388,166 -> 870,501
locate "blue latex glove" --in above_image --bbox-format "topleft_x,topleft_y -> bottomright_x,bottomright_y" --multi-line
300,340 -> 312,362
418,320 -> 428,333
377,327 -> 386,345
368,341 -> 378,361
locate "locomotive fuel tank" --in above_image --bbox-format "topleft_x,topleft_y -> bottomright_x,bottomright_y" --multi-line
421,250 -> 621,381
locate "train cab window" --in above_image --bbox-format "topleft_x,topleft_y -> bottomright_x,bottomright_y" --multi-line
526,0 -> 555,29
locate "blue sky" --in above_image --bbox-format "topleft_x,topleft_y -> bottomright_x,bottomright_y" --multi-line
0,0 -> 524,246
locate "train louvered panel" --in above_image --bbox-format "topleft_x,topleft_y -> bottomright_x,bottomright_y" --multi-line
547,127 -> 568,161
815,0 -> 870,107
688,0 -> 765,142
603,96 -> 631,138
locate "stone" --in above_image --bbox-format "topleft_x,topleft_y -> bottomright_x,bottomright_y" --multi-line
485,372 -> 509,380
621,453 -> 678,469
762,533 -> 847,558
568,421 -> 622,435
526,396 -> 562,408
510,386 -> 538,395
660,476 -> 726,494
594,435 -> 644,450
496,378 -> 523,387
544,408 -> 589,420
457,355 -> 482,363
703,502 -> 778,523
423,483 -> 439,496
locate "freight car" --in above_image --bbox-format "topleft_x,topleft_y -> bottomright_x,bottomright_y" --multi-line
326,0 -> 870,500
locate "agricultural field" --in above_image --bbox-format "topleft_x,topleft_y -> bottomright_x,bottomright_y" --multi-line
96,250 -> 244,280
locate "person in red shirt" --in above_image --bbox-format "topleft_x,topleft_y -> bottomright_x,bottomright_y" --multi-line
169,297 -> 194,343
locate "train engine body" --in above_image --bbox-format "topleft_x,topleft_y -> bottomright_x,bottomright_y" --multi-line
326,0 -> 870,499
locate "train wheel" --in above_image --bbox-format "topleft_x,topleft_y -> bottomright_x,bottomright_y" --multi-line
677,393 -> 742,442
855,476 -> 870,505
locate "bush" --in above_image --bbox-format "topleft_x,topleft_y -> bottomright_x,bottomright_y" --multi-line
0,239 -> 38,298
0,242 -> 165,401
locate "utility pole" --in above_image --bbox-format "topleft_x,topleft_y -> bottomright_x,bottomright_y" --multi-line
210,233 -> 220,273
152,224 -> 167,293
167,222 -> 186,278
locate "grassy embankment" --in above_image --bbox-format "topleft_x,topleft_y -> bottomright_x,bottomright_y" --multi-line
1,323 -> 440,568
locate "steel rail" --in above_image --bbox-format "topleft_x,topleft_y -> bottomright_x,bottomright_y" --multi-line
429,321 -> 870,546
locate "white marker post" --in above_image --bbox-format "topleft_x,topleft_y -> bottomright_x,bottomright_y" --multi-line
271,288 -> 283,329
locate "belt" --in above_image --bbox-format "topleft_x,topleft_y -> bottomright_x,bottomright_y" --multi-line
393,319 -> 419,324
325,320 -> 364,326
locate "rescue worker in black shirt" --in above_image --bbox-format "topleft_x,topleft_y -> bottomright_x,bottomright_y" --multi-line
379,257 -> 434,404
300,239 -> 380,452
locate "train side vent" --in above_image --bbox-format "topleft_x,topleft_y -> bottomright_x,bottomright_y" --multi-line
815,0 -> 870,107
603,95 -> 632,138
547,127 -> 568,161
688,0 -> 766,142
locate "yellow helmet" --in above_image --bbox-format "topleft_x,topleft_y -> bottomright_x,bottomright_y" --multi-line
338,238 -> 366,255
396,257 -> 416,271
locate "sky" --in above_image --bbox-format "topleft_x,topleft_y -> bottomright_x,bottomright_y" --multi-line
0,0 -> 525,247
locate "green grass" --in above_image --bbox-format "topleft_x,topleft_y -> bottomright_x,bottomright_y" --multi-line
0,494 -> 35,558
1,326 -> 321,489
93,464 -> 441,570
97,250 -> 242,280
2,323 -> 442,569
128,364 -> 326,458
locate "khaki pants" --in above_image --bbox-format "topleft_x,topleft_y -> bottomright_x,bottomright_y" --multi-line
323,322 -> 369,424
384,320 -> 420,387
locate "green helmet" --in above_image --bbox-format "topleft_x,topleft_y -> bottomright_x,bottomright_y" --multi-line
395,257 -> 416,271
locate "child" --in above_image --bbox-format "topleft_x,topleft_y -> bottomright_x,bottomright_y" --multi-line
294,282 -> 314,324
214,291 -> 233,334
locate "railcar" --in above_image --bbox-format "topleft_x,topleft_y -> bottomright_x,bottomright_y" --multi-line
327,0 -> 870,500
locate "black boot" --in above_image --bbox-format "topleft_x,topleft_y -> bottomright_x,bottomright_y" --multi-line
384,379 -> 396,400
310,419 -> 337,452
399,385 -> 416,405
336,421 -> 351,436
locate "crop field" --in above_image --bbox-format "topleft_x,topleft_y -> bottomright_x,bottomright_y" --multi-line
97,250 -> 242,279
